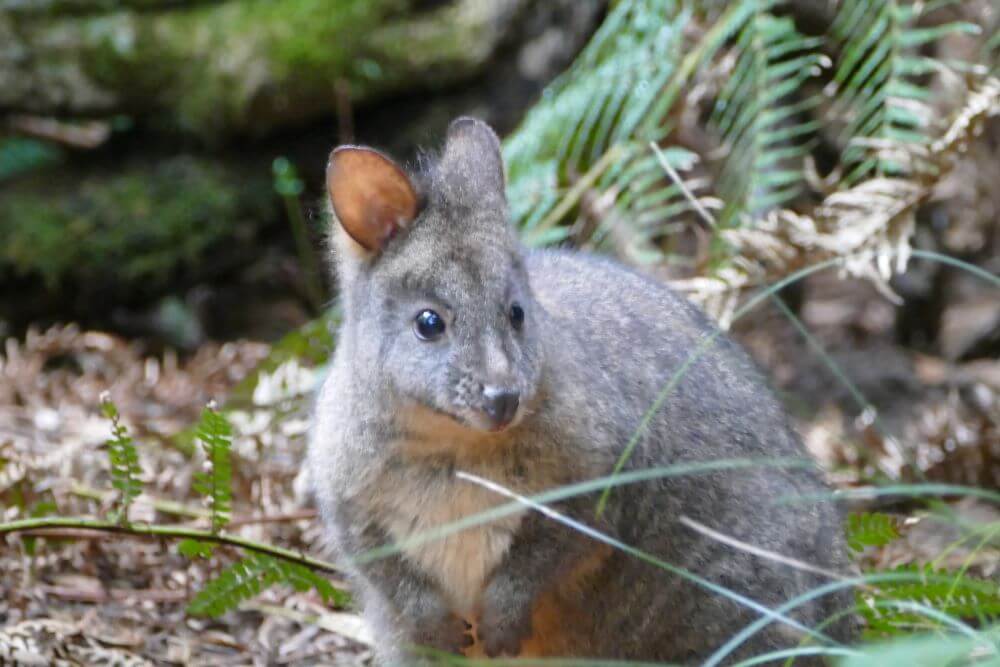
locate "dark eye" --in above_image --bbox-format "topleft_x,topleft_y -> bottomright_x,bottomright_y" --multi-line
510,302 -> 524,330
414,309 -> 446,341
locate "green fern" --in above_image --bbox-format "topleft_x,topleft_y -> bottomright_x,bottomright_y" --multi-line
710,6 -> 824,226
192,404 -> 233,533
100,397 -> 143,523
859,564 -> 1000,638
0,137 -> 62,182
177,538 -> 217,559
187,553 -> 345,617
181,406 -> 345,617
830,0 -> 980,183
501,0 -> 992,284
987,28 -> 1000,74
846,512 -> 901,552
503,0 -> 720,257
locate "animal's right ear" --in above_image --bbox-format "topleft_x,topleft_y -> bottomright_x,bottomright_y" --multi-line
326,146 -> 419,254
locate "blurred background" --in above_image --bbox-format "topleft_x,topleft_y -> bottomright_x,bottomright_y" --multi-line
0,0 -> 998,664
0,0 -> 605,343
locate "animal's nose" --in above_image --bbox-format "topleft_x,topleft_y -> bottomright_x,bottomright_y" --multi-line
483,387 -> 520,430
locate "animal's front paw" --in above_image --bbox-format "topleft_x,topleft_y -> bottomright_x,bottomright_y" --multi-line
410,608 -> 474,654
477,587 -> 533,657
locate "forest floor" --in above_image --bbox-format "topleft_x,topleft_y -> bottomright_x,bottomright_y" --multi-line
1,272 -> 998,665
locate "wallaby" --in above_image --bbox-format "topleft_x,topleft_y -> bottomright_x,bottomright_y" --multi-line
307,117 -> 854,664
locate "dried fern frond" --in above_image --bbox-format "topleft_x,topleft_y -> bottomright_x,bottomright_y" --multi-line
710,7 -> 825,226
676,176 -> 921,323
930,75 -> 1000,164
829,0 -> 980,183
677,76 -> 1000,323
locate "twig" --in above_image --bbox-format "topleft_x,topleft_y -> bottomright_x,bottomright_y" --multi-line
70,484 -> 316,527
334,78 -> 355,144
71,484 -> 210,520
650,141 -> 717,230
37,585 -> 188,603
228,509 -> 317,528
1,517 -> 340,575
7,114 -> 111,149
282,191 -> 326,314
532,144 -> 625,235
16,528 -> 117,540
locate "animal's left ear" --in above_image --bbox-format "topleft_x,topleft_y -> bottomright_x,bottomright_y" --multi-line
439,117 -> 505,200
326,146 -> 419,254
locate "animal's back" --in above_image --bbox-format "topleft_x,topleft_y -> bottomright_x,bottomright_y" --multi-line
519,249 -> 854,661
527,248 -> 804,461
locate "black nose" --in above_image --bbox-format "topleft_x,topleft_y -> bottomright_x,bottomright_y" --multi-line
483,388 -> 520,429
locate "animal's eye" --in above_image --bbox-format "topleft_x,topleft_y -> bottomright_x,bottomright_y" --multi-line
510,302 -> 525,330
414,309 -> 446,341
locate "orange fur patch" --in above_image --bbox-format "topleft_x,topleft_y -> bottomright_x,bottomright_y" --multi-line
463,543 -> 612,658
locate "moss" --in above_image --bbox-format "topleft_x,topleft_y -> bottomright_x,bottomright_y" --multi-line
366,0 -> 501,79
7,0 -> 523,139
76,0 -> 408,136
0,156 -> 275,295
154,0 -> 390,135
0,0 -> 216,12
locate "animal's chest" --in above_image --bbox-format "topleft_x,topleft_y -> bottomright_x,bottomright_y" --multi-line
377,469 -> 524,615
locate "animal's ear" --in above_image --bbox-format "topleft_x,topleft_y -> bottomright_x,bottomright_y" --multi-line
326,146 -> 419,253
439,117 -> 505,200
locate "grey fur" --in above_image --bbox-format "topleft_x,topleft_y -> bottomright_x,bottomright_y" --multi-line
308,118 -> 854,665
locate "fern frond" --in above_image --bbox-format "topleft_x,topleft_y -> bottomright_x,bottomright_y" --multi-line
100,396 -> 143,524
710,6 -> 825,226
192,405 -> 233,533
929,76 -> 1000,166
830,0 -> 980,183
503,0 -> 745,258
859,564 -> 1000,638
187,553 -> 344,617
178,538 -> 216,559
674,174 -> 922,323
847,512 -> 900,552
673,76 -> 999,323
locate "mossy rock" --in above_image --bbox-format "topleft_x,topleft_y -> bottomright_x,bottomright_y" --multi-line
0,0 -> 532,140
0,155 -> 276,305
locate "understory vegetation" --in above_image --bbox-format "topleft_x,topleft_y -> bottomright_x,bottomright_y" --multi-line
1,0 -> 999,664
